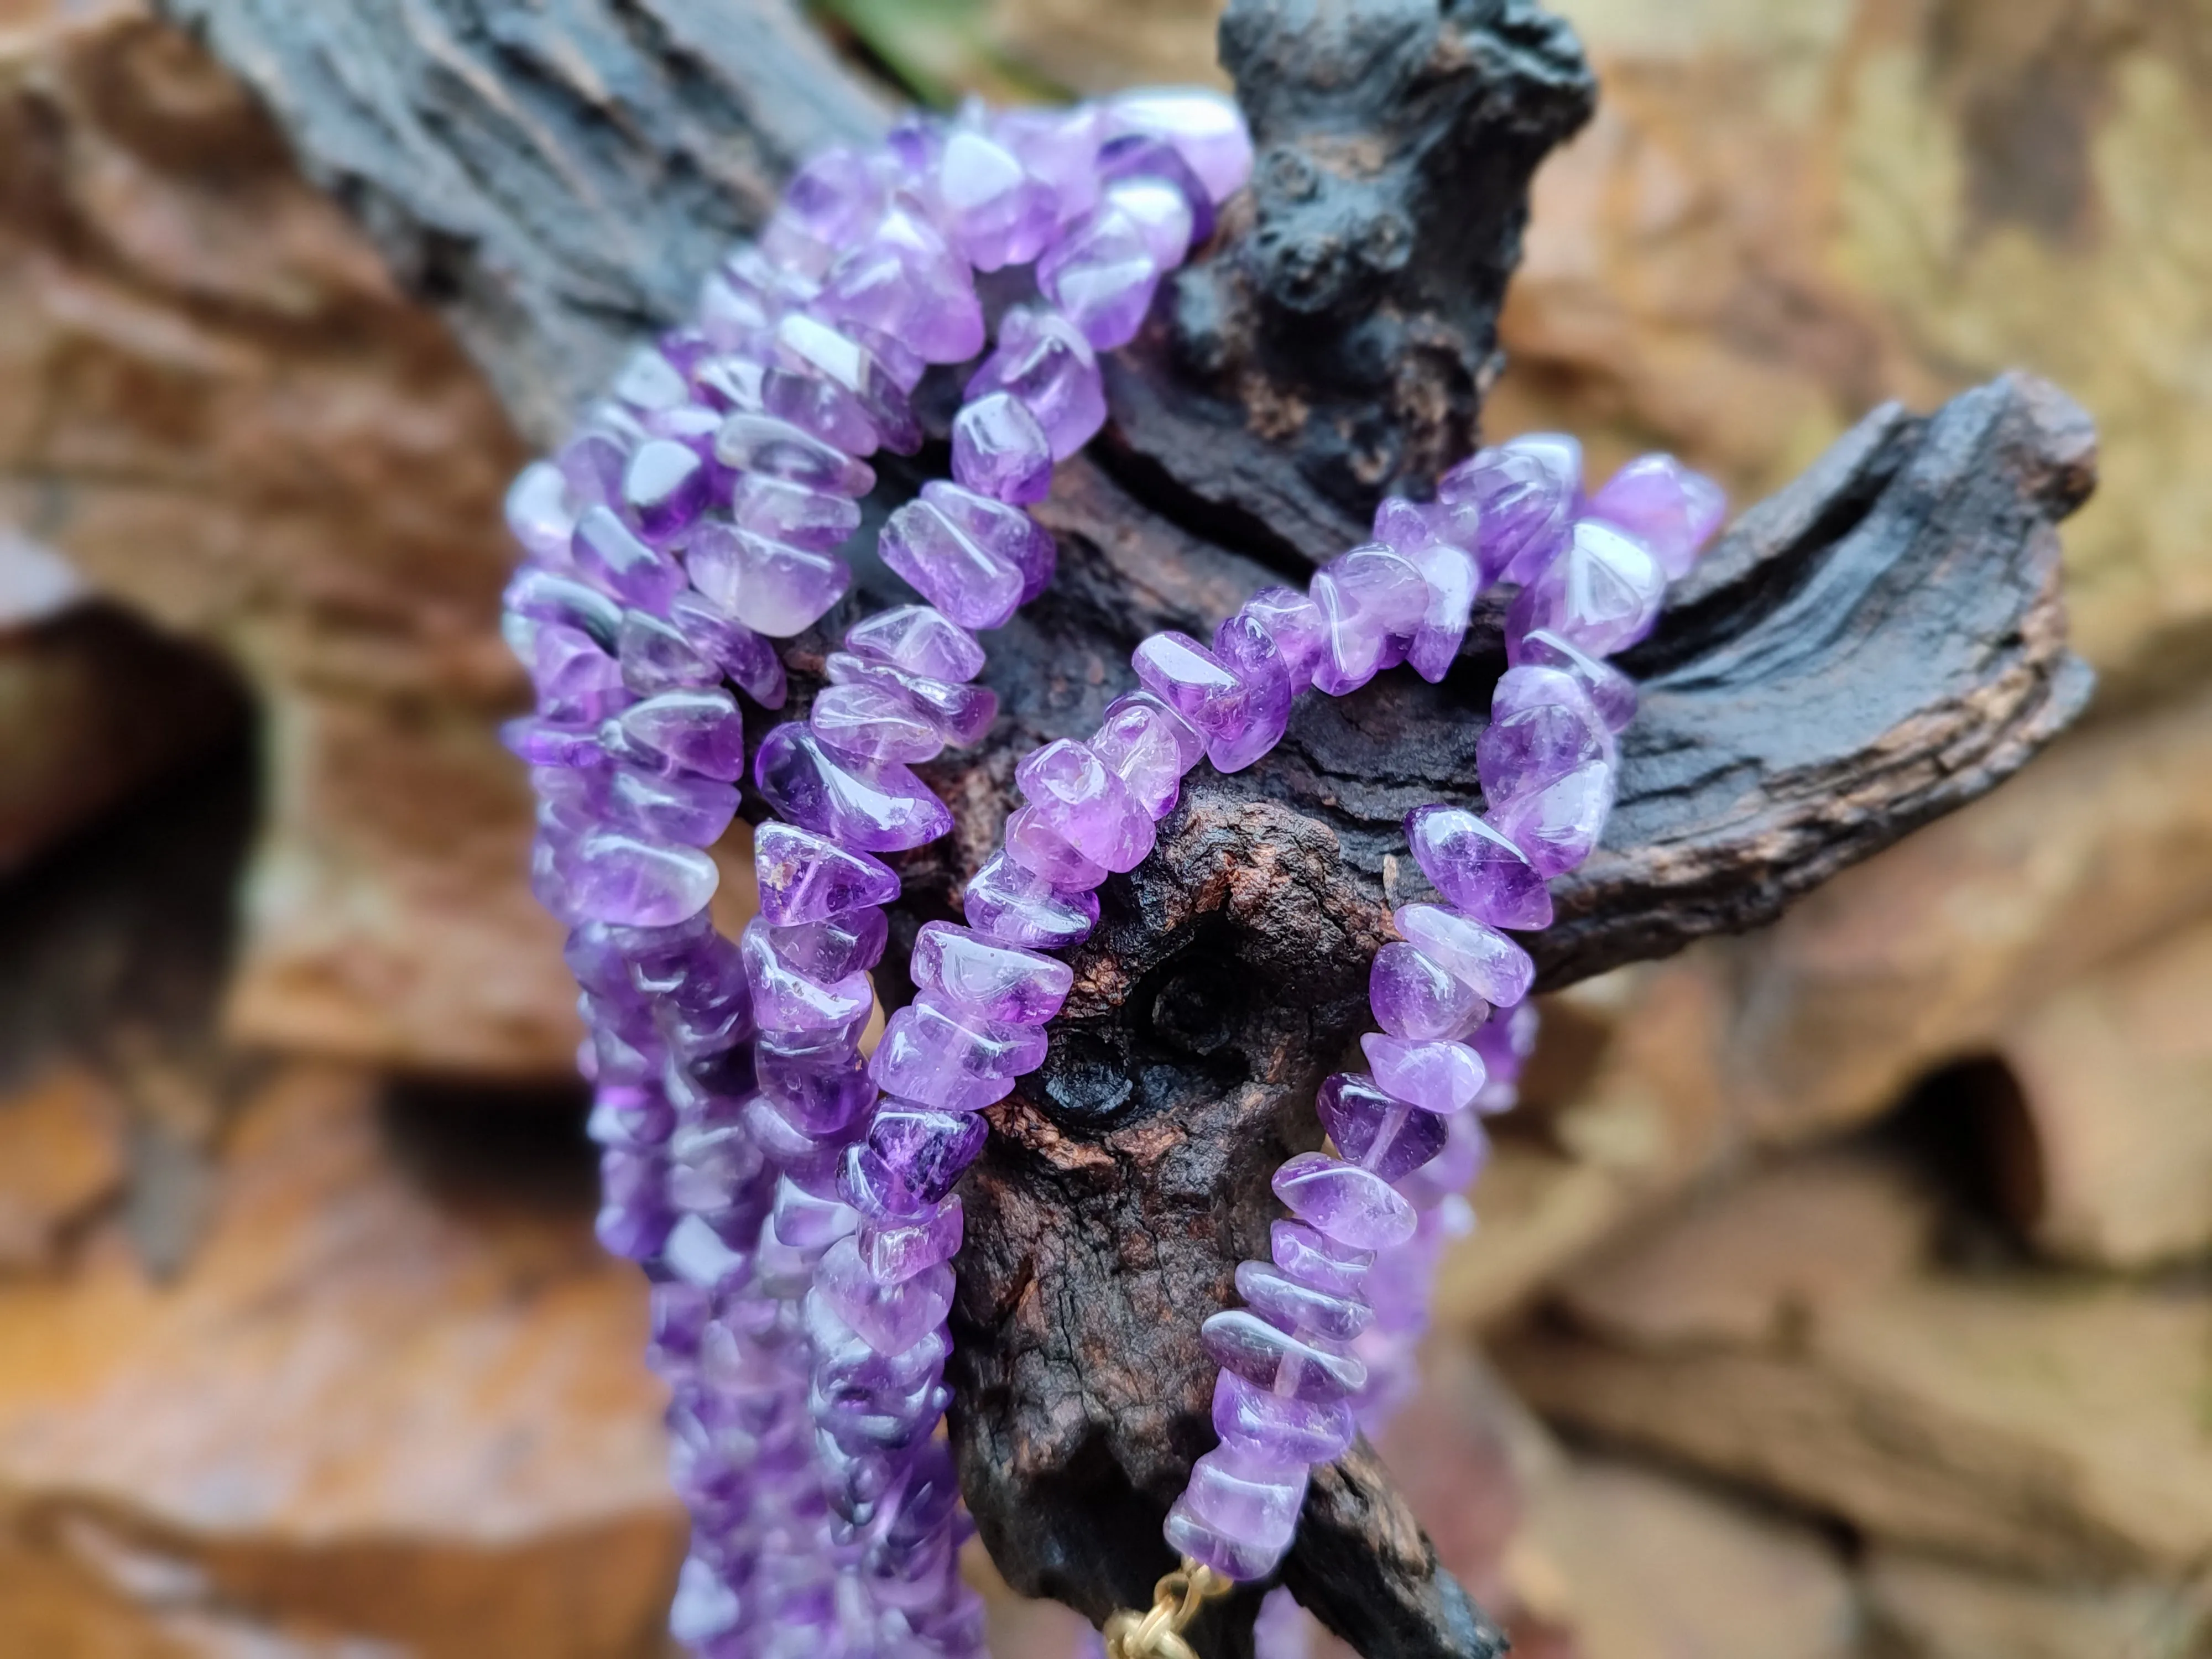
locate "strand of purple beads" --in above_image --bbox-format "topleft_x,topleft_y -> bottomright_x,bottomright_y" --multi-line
1162,446 -> 1725,1585
848,427 -> 1722,1610
499,89 -> 1253,1659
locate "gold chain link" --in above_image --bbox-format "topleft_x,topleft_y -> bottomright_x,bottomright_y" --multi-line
1102,1560 -> 1234,1659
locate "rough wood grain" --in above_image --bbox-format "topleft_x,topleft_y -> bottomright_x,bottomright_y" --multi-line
158,0 -> 888,446
161,1 -> 2097,1653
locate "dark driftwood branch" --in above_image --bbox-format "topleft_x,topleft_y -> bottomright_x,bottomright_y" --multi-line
164,1 -> 2096,1654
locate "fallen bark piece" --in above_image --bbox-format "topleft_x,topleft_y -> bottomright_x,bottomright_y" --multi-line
1861,1548 -> 2211,1659
1498,1271 -> 2212,1579
1999,911 -> 2212,1269
0,1063 -> 681,1658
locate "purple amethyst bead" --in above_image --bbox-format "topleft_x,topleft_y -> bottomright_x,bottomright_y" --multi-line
1489,758 -> 1614,878
1015,738 -> 1156,873
1272,1152 -> 1418,1250
1360,1033 -> 1486,1115
752,822 -> 902,925
1436,433 -> 1581,585
1514,627 -> 1639,733
1405,804 -> 1553,931
961,849 -> 1099,950
910,921 -> 1073,1024
843,605 -> 985,682
964,305 -> 1107,462
1211,1371 -> 1357,1465
1309,545 -> 1427,695
1478,665 -> 1613,812
1315,1073 -> 1449,1184
1036,205 -> 1161,350
1368,941 -> 1487,1042
952,390 -> 1055,505
1505,518 -> 1667,660
1208,608 -> 1292,774
1392,904 -> 1535,1008
1088,691 -> 1201,820
682,522 -> 851,638
1587,452 -> 1726,578
752,724 -> 953,852
1106,87 -> 1255,204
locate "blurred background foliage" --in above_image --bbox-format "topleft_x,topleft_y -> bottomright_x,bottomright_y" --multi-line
0,0 -> 2208,1655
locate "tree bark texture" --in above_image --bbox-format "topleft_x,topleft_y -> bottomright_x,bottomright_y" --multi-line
158,1 -> 2098,1654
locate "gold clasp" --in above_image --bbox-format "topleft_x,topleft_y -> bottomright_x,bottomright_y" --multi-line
1102,1559 -> 1234,1659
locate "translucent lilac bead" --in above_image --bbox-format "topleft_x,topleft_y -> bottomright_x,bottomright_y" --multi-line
731,473 -> 861,550
752,822 -> 901,925
1392,904 -> 1535,1007
1316,1074 -> 1449,1183
615,610 -> 718,695
505,461 -> 576,560
952,391 -> 1053,505
668,591 -> 787,711
816,1237 -> 954,1355
1587,453 -> 1726,578
712,411 -> 875,498
1479,665 -> 1613,812
1174,1441 -> 1307,1566
880,484 -> 1052,629
1103,174 -> 1195,267
1239,587 -> 1327,687
1107,86 -> 1255,203
566,830 -> 719,928
1211,1371 -> 1357,1465
1309,545 -> 1427,695
740,920 -> 873,1032
1368,941 -> 1486,1042
1037,205 -> 1160,350
601,766 -> 738,846
1208,608 -> 1292,774
1271,1221 -> 1373,1296
992,103 -> 1104,225
869,994 -> 1046,1111
622,438 -> 709,540
1360,1033 -> 1486,1115
1004,804 -> 1109,890
1405,803 -> 1553,931
964,305 -> 1108,462
843,605 -> 985,683
1016,739 -> 1156,873
810,681 -> 943,765
860,1197 -> 963,1285
936,128 -> 1057,272
1436,433 -> 1581,585
1131,630 -> 1256,755
611,688 -> 748,780
1489,759 -> 1614,878
823,653 -> 999,750
1514,628 -> 1639,733
1272,1152 -> 1418,1250
911,921 -> 1073,1024
683,522 -> 851,638
961,849 -> 1099,950
1199,1308 -> 1365,1401
752,724 -> 953,852
1088,691 -> 1201,820
1236,1259 -> 1373,1343
1505,518 -> 1667,660
573,505 -> 683,611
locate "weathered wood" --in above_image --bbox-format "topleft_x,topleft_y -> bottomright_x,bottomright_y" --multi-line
164,1 -> 2097,1653
159,0 -> 888,446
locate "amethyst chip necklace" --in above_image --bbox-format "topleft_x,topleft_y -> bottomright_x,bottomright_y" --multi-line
498,86 -> 1723,1659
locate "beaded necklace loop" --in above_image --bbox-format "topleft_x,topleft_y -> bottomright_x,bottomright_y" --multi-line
500,84 -> 1723,1659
